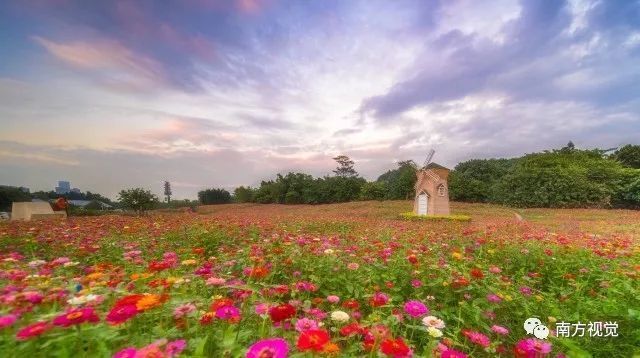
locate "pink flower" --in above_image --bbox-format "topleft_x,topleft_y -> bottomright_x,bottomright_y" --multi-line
489,266 -> 502,274
347,262 -> 359,270
113,347 -> 136,358
206,277 -> 227,286
403,300 -> 429,318
491,325 -> 509,335
486,294 -> 502,303
255,303 -> 270,315
463,330 -> 491,348
519,286 -> 533,296
327,295 -> 340,304
441,349 -> 468,358
166,339 -> 187,357
514,338 -> 552,357
0,314 -> 18,329
295,318 -> 318,332
246,338 -> 289,358
411,279 -> 423,288
16,321 -> 49,340
173,303 -> 196,319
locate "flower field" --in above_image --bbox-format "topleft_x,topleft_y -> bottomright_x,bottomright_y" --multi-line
0,201 -> 639,357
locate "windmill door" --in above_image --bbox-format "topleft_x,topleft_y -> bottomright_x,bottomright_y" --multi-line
417,193 -> 428,215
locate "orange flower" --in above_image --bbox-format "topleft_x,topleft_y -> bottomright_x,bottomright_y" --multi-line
135,294 -> 165,311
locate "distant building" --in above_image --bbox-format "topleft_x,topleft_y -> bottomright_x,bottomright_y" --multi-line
55,181 -> 71,194
413,162 -> 451,216
68,200 -> 113,210
71,188 -> 81,194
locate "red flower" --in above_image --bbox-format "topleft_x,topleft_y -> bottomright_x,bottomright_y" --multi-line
451,277 -> 470,288
297,329 -> 330,352
342,299 -> 360,310
52,308 -> 99,327
269,303 -> 296,323
380,338 -> 411,357
16,321 -> 50,340
340,322 -> 364,337
470,268 -> 484,279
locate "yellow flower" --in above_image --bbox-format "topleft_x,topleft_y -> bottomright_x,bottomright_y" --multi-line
451,252 -> 463,260
181,259 -> 197,266
442,281 -> 450,287
504,295 -> 513,302
548,316 -> 557,324
535,295 -> 544,302
487,249 -> 496,255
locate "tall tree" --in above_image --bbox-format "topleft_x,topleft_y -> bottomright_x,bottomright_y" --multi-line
332,155 -> 358,177
164,181 -> 172,203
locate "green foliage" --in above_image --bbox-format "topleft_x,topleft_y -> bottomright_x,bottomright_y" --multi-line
498,151 -> 625,208
359,181 -> 387,200
0,185 -> 31,212
611,144 -> 640,168
198,188 -> 231,205
233,186 -> 255,203
117,188 -> 159,213
449,159 -> 516,202
377,160 -> 418,200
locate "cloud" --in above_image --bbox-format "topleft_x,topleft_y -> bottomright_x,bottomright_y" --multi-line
33,36 -> 167,90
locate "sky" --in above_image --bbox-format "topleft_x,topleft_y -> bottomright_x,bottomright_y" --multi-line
1,0 -> 639,199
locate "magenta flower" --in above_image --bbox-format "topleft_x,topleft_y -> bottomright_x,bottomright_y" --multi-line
441,349 -> 468,358
112,347 -> 137,358
403,300 -> 429,318
515,338 -> 552,357
519,286 -> 533,296
246,338 -> 289,358
166,339 -> 187,357
327,295 -> 340,303
0,314 -> 18,329
486,294 -> 502,303
215,305 -> 240,321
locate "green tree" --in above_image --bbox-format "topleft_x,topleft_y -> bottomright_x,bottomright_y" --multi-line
0,186 -> 32,212
612,144 -> 640,169
233,186 -> 255,203
377,160 -> 417,200
117,188 -> 159,214
198,188 -> 232,205
359,181 -> 387,200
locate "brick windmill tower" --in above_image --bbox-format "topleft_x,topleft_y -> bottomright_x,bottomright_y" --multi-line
413,149 -> 450,216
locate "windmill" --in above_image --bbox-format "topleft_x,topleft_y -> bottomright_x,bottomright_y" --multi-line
422,149 -> 435,169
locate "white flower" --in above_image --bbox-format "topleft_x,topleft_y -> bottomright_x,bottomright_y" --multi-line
67,294 -> 99,305
427,326 -> 443,338
422,315 -> 445,329
63,261 -> 79,267
28,260 -> 46,267
324,249 -> 335,255
330,310 -> 350,323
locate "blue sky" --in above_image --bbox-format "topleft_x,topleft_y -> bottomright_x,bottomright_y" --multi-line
1,0 -> 639,199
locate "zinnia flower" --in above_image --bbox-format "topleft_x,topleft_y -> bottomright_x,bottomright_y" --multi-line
514,338 -> 552,357
326,295 -> 340,303
246,338 -> 289,358
403,300 -> 428,318
380,338 -> 412,357
269,303 -> 296,323
330,310 -> 350,323
462,330 -> 491,348
53,308 -> 99,327
16,321 -> 49,340
297,329 -> 330,352
441,349 -> 468,358
370,292 -> 390,307
491,325 -> 509,335
173,303 -> 196,319
295,318 -> 318,332
106,304 -> 138,325
215,305 -> 240,321
422,316 -> 445,329
0,314 -> 18,329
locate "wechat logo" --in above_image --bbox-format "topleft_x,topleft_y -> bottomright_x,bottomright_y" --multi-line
524,317 -> 549,339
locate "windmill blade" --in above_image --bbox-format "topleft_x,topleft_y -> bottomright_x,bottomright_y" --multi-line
423,149 -> 435,168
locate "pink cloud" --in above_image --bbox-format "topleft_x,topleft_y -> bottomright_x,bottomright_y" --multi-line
33,36 -> 166,87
